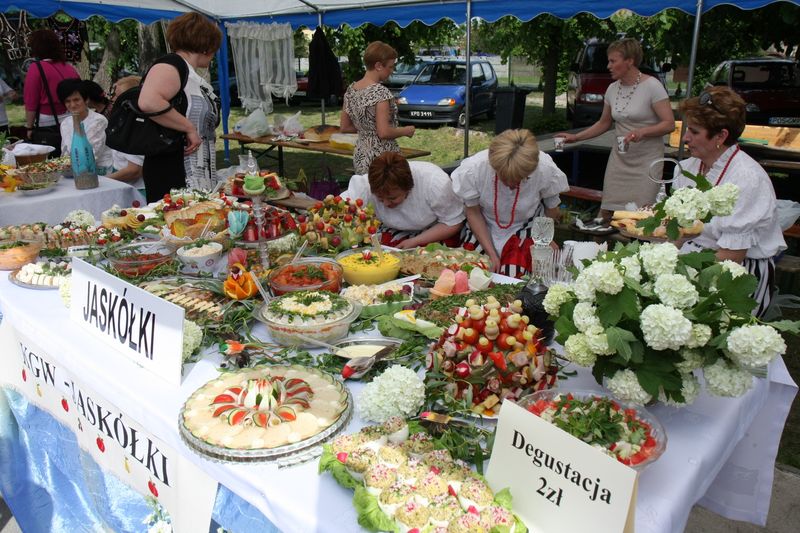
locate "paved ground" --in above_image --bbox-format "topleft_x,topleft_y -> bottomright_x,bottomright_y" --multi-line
2,466 -> 798,532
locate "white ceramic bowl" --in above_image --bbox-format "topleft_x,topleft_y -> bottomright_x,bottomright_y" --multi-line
176,242 -> 224,274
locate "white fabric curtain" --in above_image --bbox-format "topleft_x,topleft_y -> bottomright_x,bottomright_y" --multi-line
225,21 -> 296,112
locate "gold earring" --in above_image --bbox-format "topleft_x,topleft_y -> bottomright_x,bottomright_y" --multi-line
716,144 -> 720,149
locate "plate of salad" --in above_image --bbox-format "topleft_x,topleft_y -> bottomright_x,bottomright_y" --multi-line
517,389 -> 666,469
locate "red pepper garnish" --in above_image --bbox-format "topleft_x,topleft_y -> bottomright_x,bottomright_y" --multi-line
488,351 -> 507,372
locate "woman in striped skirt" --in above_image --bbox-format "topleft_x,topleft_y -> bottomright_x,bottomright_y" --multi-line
672,86 -> 786,317
451,129 -> 569,278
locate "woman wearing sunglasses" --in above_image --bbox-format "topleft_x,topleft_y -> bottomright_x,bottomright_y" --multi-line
673,86 -> 786,317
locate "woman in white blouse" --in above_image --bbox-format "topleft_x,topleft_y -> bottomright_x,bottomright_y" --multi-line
673,86 -> 786,317
56,78 -> 113,174
451,129 -> 569,278
342,151 -> 464,249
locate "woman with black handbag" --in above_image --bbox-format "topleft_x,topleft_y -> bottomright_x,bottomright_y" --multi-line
23,29 -> 80,155
138,13 -> 221,202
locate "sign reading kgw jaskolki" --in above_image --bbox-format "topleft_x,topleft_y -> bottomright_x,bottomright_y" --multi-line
69,258 -> 185,386
0,321 -> 217,533
486,400 -> 638,533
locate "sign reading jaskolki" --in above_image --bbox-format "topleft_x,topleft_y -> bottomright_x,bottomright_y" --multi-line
486,401 -> 638,533
70,258 -> 185,386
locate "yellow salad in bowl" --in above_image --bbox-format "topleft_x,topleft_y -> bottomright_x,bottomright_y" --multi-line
336,247 -> 400,285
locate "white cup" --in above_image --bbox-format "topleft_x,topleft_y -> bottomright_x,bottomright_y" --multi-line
553,136 -> 566,152
617,136 -> 629,153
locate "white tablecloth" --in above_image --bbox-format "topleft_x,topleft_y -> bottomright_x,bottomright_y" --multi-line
0,176 -> 145,226
0,275 -> 795,533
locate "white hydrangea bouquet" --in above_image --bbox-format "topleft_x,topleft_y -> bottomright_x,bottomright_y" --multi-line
543,241 -> 798,406
639,168 -> 739,240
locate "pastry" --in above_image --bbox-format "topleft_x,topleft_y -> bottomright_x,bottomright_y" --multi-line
302,125 -> 340,141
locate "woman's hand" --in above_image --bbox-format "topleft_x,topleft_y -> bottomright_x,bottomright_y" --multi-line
404,125 -> 416,138
395,239 -> 418,250
184,130 -> 202,156
557,132 -> 579,144
624,130 -> 644,143
489,251 -> 502,273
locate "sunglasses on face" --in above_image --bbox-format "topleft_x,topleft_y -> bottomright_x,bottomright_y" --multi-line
699,91 -> 723,114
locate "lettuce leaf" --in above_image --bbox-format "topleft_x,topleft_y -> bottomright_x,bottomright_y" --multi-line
493,487 -> 514,509
318,444 -> 360,490
376,315 -> 443,340
353,485 -> 398,532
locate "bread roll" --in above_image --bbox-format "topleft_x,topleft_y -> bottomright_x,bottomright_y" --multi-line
612,210 -> 653,221
303,125 -> 340,141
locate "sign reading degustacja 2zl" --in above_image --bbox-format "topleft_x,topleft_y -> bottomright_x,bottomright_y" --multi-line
69,258 -> 185,386
486,401 -> 638,533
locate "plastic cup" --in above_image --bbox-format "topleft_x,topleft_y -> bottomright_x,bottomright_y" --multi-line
617,136 -> 629,153
554,136 -> 566,152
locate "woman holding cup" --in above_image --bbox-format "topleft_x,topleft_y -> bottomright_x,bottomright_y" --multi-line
557,38 -> 674,222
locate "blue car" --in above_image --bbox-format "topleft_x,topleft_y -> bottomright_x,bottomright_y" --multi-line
396,60 -> 497,127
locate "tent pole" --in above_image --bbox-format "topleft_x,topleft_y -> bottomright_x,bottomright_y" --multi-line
679,0 -> 705,159
218,21 -> 231,164
319,13 -> 326,126
463,0 -> 472,158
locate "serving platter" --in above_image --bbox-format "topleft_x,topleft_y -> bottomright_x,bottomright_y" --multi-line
8,269 -> 60,290
19,184 -> 58,196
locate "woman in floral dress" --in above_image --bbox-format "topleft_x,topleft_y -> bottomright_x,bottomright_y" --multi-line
340,41 -> 415,174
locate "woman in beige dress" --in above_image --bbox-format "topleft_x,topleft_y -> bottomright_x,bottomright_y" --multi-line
559,38 -> 674,221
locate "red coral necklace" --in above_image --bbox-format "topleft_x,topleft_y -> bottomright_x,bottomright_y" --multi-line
493,174 -> 520,229
700,145 -> 740,186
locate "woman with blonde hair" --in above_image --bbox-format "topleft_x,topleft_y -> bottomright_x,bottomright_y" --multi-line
340,41 -> 415,174
672,86 -> 785,316
558,38 -> 674,221
452,129 -> 569,277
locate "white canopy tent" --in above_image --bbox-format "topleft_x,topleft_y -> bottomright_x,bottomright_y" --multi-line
9,0 -> 800,157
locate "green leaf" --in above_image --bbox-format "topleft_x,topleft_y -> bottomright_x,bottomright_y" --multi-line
766,320 -> 800,335
698,263 -> 724,289
353,486 -> 399,532
554,315 -> 578,344
716,273 -> 758,314
606,326 -> 637,361
318,445 -> 362,490
629,340 -> 645,363
678,250 -> 717,270
596,288 -> 638,326
666,218 -> 681,241
493,487 -> 514,509
637,215 -> 662,236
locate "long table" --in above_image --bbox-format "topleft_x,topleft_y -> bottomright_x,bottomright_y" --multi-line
0,273 -> 796,533
221,132 -> 431,176
0,176 -> 145,226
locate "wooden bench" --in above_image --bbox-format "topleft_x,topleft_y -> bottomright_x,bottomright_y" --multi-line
563,185 -> 603,203
784,224 -> 800,240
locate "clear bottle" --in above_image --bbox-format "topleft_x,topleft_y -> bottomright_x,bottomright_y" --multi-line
70,113 -> 97,182
246,150 -> 257,176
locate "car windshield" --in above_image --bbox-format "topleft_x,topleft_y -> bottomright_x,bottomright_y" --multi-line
732,62 -> 800,89
394,62 -> 427,75
416,63 -> 467,84
581,44 -> 609,73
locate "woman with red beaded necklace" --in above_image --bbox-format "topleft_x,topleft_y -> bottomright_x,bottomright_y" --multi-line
673,86 -> 785,317
452,129 -> 569,278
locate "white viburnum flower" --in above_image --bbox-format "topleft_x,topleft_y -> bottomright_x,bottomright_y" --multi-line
676,349 -> 705,373
572,273 -> 596,302
573,302 -> 601,333
606,369 -> 653,404
638,242 -> 679,278
705,182 -> 739,217
543,283 -> 574,316
563,333 -> 598,367
704,359 -> 753,397
358,365 -> 425,422
585,324 -> 615,355
686,323 -> 713,348
720,260 -> 748,279
658,372 -> 700,406
654,273 -> 699,309
619,255 -> 642,283
640,304 -> 692,351
664,187 -> 710,227
726,325 -> 786,369
64,209 -> 97,228
182,319 -> 203,361
585,261 -> 624,295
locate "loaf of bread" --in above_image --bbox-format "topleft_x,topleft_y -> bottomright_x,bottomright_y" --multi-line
303,125 -> 340,141
612,210 -> 653,221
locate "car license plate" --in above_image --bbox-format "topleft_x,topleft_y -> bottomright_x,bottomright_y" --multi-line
409,110 -> 433,118
768,117 -> 800,126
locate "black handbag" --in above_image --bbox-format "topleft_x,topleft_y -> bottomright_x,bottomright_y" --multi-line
105,55 -> 189,156
29,61 -> 63,156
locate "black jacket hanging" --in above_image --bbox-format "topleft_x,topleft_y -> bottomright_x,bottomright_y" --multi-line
307,26 -> 343,99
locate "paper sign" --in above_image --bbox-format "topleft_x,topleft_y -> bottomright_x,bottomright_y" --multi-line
69,258 -> 185,386
0,321 -> 217,533
486,401 -> 638,533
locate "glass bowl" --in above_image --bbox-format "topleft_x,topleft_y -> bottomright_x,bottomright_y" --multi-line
515,388 -> 667,470
176,241 -> 224,274
0,239 -> 44,271
105,241 -> 175,277
335,247 -> 401,285
253,292 -> 362,347
268,257 -> 343,296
